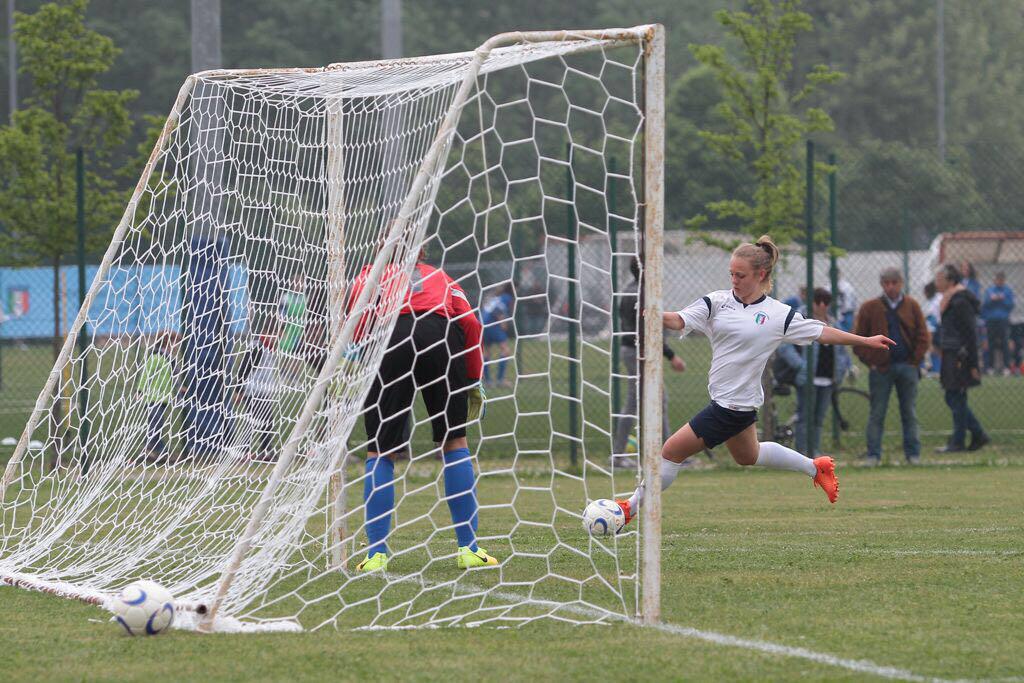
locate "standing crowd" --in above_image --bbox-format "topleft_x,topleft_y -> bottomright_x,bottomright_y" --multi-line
780,260 -> 1010,463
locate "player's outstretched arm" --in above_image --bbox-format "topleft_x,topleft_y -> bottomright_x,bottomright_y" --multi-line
662,311 -> 685,331
819,326 -> 895,350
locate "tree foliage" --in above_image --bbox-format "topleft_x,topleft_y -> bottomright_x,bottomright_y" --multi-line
2,0 -> 1024,260
686,0 -> 842,246
0,0 -> 137,354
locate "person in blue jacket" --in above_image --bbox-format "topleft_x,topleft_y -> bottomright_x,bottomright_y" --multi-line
981,271 -> 1015,374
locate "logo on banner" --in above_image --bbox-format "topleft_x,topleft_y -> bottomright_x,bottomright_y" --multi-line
7,288 -> 29,317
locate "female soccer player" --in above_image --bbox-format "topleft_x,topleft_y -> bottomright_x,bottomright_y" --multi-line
347,253 -> 494,572
617,236 -> 895,524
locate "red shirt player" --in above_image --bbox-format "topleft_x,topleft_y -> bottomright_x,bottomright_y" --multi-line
346,257 -> 497,572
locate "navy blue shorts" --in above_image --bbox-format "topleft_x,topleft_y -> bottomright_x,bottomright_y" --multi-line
689,402 -> 758,448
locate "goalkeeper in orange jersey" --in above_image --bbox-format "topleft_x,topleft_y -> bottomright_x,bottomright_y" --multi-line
346,252 -> 494,572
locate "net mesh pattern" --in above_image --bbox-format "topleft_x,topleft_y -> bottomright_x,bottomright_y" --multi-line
0,29 -> 652,631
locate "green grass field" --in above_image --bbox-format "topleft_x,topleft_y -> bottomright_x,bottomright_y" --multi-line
4,334 -> 1024,460
1,464 -> 1021,681
1,336 -> 1022,681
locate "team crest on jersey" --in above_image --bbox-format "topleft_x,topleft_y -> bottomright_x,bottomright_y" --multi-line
754,311 -> 768,325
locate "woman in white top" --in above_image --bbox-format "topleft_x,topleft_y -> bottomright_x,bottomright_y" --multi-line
617,236 -> 894,523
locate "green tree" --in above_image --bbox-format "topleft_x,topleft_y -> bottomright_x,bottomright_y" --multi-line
0,0 -> 137,386
665,65 -> 755,229
687,0 -> 842,246
837,141 -> 991,251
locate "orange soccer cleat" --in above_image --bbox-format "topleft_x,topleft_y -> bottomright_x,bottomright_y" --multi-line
615,499 -> 633,525
813,456 -> 839,503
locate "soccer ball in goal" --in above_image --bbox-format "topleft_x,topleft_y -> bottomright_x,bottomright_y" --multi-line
0,25 -> 666,632
109,580 -> 176,636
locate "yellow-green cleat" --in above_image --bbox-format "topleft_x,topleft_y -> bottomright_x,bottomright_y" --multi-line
457,546 -> 498,569
355,551 -> 389,572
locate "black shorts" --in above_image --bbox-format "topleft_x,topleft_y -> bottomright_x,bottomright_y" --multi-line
689,402 -> 758,449
363,313 -> 470,455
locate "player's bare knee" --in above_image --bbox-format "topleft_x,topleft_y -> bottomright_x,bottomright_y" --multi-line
730,450 -> 758,467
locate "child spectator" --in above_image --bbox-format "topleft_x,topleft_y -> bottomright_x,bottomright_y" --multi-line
137,333 -> 175,464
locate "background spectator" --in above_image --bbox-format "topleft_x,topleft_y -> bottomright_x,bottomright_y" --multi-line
923,281 -> 943,376
777,288 -> 852,457
836,270 -> 859,331
1011,307 -> 1024,375
853,267 -> 931,465
783,286 -> 805,311
981,271 -> 1015,375
244,334 -> 281,462
612,257 -> 685,469
961,261 -> 982,299
935,264 -> 990,453
482,284 -> 514,389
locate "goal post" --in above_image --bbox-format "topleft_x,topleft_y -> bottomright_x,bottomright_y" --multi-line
640,23 -> 665,627
1,25 -> 666,632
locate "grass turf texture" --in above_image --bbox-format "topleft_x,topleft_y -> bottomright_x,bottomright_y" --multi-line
1,464 -> 1021,681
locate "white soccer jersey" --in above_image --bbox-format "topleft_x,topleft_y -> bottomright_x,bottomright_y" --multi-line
677,289 -> 824,410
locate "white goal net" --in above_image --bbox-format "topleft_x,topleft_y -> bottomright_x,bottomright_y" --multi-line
0,25 -> 665,631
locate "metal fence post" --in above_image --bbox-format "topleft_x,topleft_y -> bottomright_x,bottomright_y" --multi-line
609,157 -> 620,423
75,148 -> 91,475
512,227 -> 524,372
902,206 -> 911,293
804,140 -> 816,457
566,142 -> 578,469
828,152 -> 840,448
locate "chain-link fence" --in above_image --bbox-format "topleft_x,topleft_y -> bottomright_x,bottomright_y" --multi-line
656,141 -> 1024,461
3,142 -> 1023,465
0,265 -> 78,443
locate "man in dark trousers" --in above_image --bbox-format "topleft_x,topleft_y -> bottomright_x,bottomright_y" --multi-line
853,267 -> 931,465
612,257 -> 686,469
935,264 -> 990,453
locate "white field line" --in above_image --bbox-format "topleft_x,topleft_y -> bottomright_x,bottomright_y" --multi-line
673,526 -> 1019,539
660,544 -> 1021,558
369,571 -> 964,682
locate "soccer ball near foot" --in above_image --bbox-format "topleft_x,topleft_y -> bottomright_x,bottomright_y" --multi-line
110,580 -> 176,636
582,499 -> 626,536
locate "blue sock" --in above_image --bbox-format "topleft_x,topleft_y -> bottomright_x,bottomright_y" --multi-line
497,358 -> 508,382
363,456 -> 394,556
483,362 -> 491,384
442,447 -> 478,551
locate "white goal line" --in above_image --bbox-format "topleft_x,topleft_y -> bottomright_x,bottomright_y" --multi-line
352,571 -> 961,683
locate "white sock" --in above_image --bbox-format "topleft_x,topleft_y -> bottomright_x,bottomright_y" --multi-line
627,457 -> 685,512
754,441 -> 817,477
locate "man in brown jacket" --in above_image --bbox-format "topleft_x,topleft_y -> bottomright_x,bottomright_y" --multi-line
853,267 -> 931,464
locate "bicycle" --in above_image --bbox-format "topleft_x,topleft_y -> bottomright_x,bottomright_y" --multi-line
696,373 -> 870,458
753,379 -> 870,452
